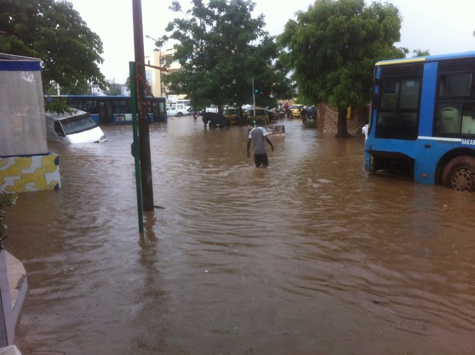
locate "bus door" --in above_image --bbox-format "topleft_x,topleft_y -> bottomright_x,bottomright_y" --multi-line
151,99 -> 166,122
98,100 -> 114,125
147,99 -> 158,123
375,63 -> 423,141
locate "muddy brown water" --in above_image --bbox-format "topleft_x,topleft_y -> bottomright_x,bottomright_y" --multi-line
5,117 -> 475,354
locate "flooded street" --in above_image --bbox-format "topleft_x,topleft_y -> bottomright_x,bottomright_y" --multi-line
6,117 -> 475,354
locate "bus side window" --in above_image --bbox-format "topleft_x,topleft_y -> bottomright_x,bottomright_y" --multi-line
462,104 -> 475,134
439,107 -> 460,134
462,115 -> 475,134
86,100 -> 99,114
439,73 -> 472,97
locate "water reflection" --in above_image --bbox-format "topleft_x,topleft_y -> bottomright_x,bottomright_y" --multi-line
6,117 -> 475,354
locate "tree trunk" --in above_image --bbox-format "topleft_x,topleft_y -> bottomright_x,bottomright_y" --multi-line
335,108 -> 353,138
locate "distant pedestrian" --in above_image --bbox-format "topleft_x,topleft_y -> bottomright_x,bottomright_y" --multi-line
247,122 -> 274,168
300,107 -> 308,122
308,104 -> 317,121
283,102 -> 291,118
287,108 -> 292,119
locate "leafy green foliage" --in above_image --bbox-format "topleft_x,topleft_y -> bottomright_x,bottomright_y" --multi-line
163,0 -> 294,112
0,0 -> 106,94
278,0 -> 406,136
0,192 -> 16,244
412,49 -> 430,57
44,95 -> 71,114
104,81 -> 123,96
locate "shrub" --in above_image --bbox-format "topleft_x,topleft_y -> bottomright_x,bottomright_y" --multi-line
0,193 -> 17,245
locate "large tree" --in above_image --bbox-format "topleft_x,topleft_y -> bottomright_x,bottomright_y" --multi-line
104,80 -> 123,96
0,0 -> 106,94
278,0 -> 406,137
163,0 -> 294,113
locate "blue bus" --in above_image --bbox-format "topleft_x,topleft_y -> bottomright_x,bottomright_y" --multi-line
52,95 -> 168,125
364,51 -> 475,191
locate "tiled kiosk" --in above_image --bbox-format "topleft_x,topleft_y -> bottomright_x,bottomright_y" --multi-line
0,53 -> 62,353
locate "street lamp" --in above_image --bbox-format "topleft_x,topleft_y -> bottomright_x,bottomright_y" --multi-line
145,35 -> 164,49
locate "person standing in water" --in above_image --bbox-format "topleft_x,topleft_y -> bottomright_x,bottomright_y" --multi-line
247,122 -> 274,168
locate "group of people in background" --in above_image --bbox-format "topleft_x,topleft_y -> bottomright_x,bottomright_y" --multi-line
273,102 -> 318,122
299,105 -> 318,122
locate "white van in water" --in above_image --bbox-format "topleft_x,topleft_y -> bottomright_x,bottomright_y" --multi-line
46,108 -> 106,143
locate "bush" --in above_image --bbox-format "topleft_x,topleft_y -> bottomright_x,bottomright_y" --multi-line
0,193 -> 17,245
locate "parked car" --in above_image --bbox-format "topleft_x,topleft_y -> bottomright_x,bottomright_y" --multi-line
289,104 -> 303,118
223,107 -> 240,125
266,108 -> 280,122
244,108 -> 269,125
205,105 -> 219,113
167,104 -> 189,117
167,107 -> 177,117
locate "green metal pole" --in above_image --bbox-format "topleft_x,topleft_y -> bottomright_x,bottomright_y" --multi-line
130,61 -> 144,233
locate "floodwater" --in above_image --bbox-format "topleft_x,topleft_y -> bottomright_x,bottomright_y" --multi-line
5,117 -> 475,354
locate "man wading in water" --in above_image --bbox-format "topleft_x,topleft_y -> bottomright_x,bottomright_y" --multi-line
247,122 -> 274,168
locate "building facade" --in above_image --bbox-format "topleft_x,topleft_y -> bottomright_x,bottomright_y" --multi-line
145,47 -> 182,99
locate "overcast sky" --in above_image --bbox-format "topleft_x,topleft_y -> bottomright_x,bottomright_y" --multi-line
68,0 -> 475,83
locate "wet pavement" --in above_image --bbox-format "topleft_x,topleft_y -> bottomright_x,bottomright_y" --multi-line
5,117 -> 475,354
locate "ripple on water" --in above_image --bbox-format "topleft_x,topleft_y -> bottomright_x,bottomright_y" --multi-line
9,120 -> 475,353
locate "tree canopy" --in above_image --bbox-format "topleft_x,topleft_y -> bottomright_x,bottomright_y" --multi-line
163,0 -> 294,112
104,80 -> 123,96
412,49 -> 430,57
0,0 -> 106,94
278,0 -> 406,137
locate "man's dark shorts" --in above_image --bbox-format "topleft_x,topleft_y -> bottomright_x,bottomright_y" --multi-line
254,153 -> 269,168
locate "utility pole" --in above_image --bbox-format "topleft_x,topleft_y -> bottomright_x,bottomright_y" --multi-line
132,0 -> 154,211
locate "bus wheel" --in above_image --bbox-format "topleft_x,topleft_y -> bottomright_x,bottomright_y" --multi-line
442,156 -> 475,191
